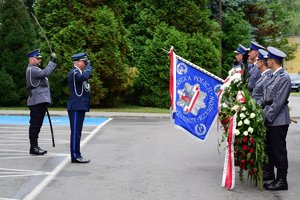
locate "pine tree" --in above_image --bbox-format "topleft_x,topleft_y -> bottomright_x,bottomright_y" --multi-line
126,0 -> 221,107
0,0 -> 37,106
34,0 -> 136,107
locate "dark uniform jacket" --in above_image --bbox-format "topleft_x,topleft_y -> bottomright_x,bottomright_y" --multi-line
263,67 -> 291,126
67,65 -> 92,112
26,61 -> 57,106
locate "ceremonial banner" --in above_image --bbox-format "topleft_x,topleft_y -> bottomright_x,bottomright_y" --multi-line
169,48 -> 224,141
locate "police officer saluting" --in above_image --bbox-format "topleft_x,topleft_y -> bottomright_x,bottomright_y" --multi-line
262,47 -> 291,190
26,49 -> 57,155
251,49 -> 272,105
67,52 -> 92,163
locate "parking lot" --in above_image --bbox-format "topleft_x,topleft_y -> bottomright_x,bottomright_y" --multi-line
0,99 -> 299,200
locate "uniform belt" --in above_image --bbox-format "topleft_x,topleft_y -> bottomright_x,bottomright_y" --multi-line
264,100 -> 289,105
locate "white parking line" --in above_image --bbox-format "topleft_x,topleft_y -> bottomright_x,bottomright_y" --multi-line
22,118 -> 112,200
0,167 -> 50,178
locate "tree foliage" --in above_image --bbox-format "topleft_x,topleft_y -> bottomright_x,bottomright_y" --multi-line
0,0 -> 36,105
0,0 -> 297,107
34,0 -> 136,107
0,69 -> 19,106
127,0 -> 221,107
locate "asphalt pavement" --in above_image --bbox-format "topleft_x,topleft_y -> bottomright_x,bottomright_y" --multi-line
0,95 -> 299,200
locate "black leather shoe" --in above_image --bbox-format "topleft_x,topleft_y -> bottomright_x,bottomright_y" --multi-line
263,172 -> 275,181
30,147 -> 47,155
71,157 -> 90,163
264,179 -> 288,191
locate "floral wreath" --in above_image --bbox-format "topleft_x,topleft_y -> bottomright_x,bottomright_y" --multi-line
219,67 -> 267,190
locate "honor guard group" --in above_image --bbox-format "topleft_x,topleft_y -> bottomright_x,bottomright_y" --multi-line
26,50 -> 92,163
24,41 -> 292,187
233,41 -> 291,191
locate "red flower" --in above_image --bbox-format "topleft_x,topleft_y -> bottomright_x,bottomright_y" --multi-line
241,152 -> 246,158
249,159 -> 254,165
239,163 -> 244,169
249,148 -> 255,154
252,168 -> 257,174
250,138 -> 255,144
242,136 -> 248,143
242,145 -> 248,151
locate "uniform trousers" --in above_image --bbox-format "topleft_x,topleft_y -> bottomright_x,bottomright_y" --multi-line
68,110 -> 86,159
29,103 -> 48,147
265,125 -> 289,180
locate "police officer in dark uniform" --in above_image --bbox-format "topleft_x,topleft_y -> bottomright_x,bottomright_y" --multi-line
67,52 -> 92,163
26,49 -> 57,155
262,47 -> 291,190
251,49 -> 272,105
232,44 -> 248,69
247,41 -> 265,94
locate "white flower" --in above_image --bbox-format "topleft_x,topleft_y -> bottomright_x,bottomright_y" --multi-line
238,121 -> 243,126
240,113 -> 246,119
243,131 -> 249,136
222,103 -> 228,108
241,106 -> 246,111
232,73 -> 242,83
234,129 -> 240,136
228,68 -> 236,76
231,105 -> 240,111
250,113 -> 256,119
248,127 -> 254,133
244,118 -> 250,125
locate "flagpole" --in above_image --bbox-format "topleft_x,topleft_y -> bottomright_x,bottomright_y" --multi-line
176,55 -> 225,83
162,48 -> 224,83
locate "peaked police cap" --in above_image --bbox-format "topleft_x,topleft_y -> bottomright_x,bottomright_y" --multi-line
267,46 -> 287,61
27,49 -> 42,58
71,52 -> 88,61
249,41 -> 265,51
234,44 -> 248,55
258,49 -> 268,61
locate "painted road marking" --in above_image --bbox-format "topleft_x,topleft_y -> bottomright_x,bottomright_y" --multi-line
22,118 -> 112,200
0,116 -> 111,200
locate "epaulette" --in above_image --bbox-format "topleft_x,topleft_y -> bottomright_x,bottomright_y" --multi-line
267,73 -> 272,77
279,71 -> 285,77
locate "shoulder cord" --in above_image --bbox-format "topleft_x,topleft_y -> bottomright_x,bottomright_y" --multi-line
73,71 -> 83,97
29,67 -> 40,87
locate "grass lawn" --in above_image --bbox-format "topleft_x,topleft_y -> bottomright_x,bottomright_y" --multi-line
286,36 -> 300,74
0,104 -> 170,113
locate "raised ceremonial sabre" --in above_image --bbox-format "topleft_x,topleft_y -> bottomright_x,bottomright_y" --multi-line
30,12 -> 53,54
31,12 -> 55,147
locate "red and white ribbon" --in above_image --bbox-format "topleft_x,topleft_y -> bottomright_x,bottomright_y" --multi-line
221,113 -> 237,190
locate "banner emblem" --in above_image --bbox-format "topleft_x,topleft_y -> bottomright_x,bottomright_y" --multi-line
170,48 -> 224,141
